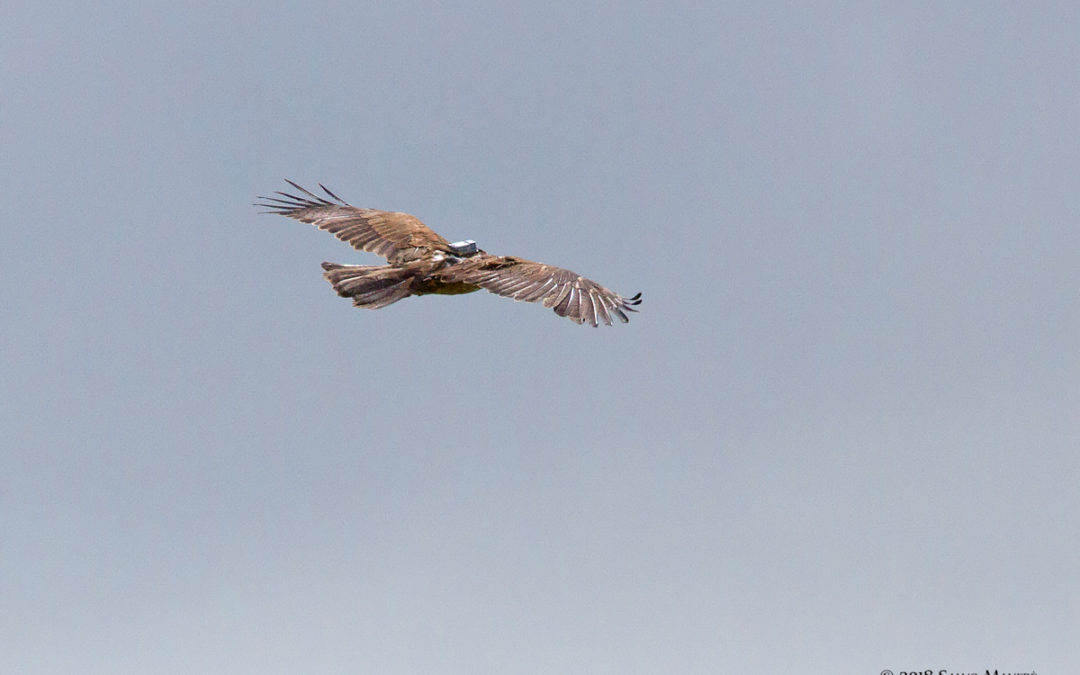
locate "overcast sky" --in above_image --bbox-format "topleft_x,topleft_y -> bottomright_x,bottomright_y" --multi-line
2,1 -> 1078,673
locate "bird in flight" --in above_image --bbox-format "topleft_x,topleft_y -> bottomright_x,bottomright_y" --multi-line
256,181 -> 642,326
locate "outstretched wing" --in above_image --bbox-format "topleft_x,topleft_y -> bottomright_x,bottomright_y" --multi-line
256,180 -> 451,262
439,255 -> 642,326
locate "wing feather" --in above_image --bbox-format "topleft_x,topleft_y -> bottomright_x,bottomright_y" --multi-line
256,180 -> 450,262
594,296 -> 612,326
437,255 -> 642,326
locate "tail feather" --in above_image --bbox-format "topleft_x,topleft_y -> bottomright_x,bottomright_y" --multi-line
321,262 -> 414,309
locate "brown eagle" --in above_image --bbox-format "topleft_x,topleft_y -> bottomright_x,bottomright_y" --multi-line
257,181 -> 642,326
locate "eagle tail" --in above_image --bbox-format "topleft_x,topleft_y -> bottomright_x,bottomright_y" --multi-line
321,262 -> 414,309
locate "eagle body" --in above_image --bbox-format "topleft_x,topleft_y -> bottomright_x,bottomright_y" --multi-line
257,181 -> 641,326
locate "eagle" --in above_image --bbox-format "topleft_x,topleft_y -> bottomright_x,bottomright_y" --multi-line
257,181 -> 642,326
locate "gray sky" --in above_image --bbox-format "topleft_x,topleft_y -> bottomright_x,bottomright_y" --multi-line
2,1 -> 1078,673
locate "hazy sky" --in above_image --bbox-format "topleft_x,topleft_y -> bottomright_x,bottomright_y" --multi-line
2,2 -> 1078,673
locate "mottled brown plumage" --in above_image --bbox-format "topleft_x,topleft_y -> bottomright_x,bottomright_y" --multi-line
257,181 -> 642,326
